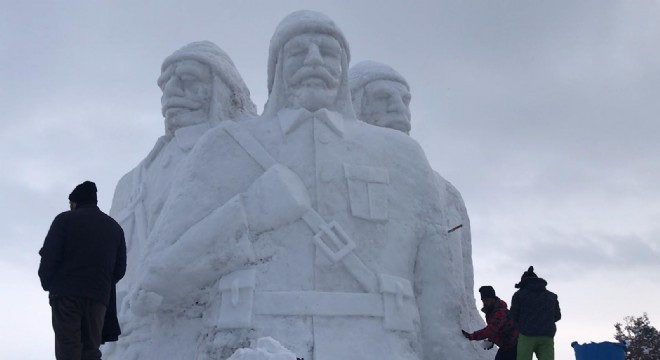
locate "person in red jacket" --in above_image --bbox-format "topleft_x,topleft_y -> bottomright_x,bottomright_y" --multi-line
462,286 -> 519,360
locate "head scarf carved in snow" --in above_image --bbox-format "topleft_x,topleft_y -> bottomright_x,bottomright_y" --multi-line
158,41 -> 256,129
263,10 -> 356,119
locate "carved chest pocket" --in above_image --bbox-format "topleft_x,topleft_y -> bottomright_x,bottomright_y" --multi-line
344,164 -> 389,222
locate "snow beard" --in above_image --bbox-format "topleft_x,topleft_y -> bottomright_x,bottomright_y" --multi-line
164,107 -> 209,135
285,67 -> 340,112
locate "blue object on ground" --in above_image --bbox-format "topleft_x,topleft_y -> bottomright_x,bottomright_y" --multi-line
571,341 -> 626,360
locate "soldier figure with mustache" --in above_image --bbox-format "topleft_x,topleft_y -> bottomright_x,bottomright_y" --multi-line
120,10 -> 490,360
348,60 -> 487,341
107,41 -> 256,349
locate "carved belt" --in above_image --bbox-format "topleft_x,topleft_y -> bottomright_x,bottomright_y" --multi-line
217,269 -> 416,332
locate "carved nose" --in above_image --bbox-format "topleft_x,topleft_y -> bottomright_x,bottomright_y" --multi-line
388,95 -> 407,112
163,76 -> 184,96
304,43 -> 323,66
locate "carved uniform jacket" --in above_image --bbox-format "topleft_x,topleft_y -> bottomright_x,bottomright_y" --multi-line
433,173 -> 485,331
109,123 -> 211,308
129,109 -> 472,360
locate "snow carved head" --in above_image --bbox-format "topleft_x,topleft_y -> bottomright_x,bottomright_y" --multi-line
263,10 -> 356,119
158,41 -> 257,135
349,61 -> 411,134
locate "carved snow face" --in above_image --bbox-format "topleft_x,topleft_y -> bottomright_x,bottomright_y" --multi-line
281,33 -> 342,111
159,59 -> 213,133
362,80 -> 411,134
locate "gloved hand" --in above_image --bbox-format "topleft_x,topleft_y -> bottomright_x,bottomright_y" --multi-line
482,340 -> 494,350
461,330 -> 471,339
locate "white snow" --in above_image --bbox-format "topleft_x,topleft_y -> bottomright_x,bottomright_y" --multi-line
104,10 -> 492,360
227,337 -> 297,360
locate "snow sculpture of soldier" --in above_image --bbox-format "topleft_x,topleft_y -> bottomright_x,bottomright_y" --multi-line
348,60 -> 488,343
107,41 -> 256,339
121,10 -> 486,360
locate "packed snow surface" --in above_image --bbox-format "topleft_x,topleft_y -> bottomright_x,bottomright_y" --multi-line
104,9 -> 492,360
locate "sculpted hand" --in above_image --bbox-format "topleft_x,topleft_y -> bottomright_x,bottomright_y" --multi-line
129,288 -> 163,317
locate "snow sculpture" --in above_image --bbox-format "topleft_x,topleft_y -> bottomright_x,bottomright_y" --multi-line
349,60 -> 412,134
107,11 -> 490,360
227,337 -> 298,360
349,60 -> 485,334
106,41 -> 256,353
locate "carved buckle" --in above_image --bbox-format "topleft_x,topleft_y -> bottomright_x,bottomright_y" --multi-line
313,220 -> 356,263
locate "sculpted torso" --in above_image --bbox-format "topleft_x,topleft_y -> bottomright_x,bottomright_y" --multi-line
107,12 -> 488,360
133,110 -> 446,359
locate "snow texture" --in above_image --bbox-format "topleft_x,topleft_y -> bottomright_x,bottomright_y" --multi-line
104,10 -> 493,360
348,59 -> 484,332
227,337 -> 297,360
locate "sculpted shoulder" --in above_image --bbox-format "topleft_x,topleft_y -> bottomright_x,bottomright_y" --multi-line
109,164 -> 142,220
351,120 -> 434,172
348,120 -> 442,211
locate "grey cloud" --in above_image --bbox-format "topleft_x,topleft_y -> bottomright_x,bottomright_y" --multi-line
475,225 -> 660,280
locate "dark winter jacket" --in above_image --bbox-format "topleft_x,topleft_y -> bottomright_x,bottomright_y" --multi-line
38,204 -> 126,306
469,298 -> 519,350
102,284 -> 121,343
510,277 -> 561,337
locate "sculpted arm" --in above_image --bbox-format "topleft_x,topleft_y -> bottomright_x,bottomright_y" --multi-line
129,164 -> 312,314
409,150 -> 471,359
414,217 -> 457,359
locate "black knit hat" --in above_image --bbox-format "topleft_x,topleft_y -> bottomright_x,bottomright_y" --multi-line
479,285 -> 496,300
515,266 -> 538,288
69,181 -> 97,204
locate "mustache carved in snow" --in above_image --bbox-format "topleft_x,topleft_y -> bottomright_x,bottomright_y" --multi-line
288,66 -> 340,88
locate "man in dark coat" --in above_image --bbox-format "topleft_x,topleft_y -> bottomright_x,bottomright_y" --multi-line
462,285 -> 518,360
38,181 -> 127,360
510,266 -> 561,360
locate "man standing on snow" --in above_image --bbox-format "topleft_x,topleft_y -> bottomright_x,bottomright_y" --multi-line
462,285 -> 519,360
510,266 -> 561,360
39,181 -> 127,360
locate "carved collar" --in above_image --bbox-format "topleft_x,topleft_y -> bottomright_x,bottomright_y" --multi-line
277,108 -> 344,137
173,122 -> 212,151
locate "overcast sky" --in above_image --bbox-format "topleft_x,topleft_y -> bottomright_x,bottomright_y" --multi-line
1,1 -> 659,359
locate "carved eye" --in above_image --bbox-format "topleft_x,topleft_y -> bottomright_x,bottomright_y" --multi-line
320,46 -> 339,59
180,73 -> 198,81
376,92 -> 389,101
286,45 -> 306,58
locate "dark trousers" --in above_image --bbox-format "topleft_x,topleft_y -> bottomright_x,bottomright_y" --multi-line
50,295 -> 107,360
496,343 -> 518,360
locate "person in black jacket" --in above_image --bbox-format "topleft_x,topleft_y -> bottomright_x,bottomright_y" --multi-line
510,266 -> 561,360
38,181 -> 126,360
